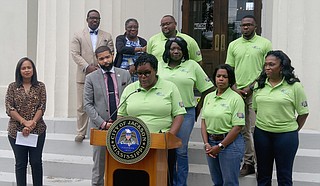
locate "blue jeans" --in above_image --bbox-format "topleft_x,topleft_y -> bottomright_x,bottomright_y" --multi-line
8,132 -> 46,186
173,107 -> 195,186
206,134 -> 245,186
254,127 -> 298,186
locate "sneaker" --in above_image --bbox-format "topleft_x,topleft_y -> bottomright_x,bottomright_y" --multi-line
239,164 -> 255,177
75,135 -> 85,142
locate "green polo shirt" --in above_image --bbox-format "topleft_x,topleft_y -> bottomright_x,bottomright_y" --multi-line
157,59 -> 214,107
118,77 -> 186,133
252,79 -> 309,133
201,87 -> 245,134
147,31 -> 202,62
226,34 -> 272,89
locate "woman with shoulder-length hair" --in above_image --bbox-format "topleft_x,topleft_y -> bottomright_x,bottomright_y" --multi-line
158,36 -> 214,185
5,57 -> 47,186
253,50 -> 309,186
201,64 -> 245,185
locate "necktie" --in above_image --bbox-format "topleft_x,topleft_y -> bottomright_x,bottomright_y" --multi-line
106,72 -> 117,121
90,30 -> 98,35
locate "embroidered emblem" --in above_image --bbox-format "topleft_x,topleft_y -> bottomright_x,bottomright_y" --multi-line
179,101 -> 185,108
237,113 -> 245,118
301,101 -> 308,107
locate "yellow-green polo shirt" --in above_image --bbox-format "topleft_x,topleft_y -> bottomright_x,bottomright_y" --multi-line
226,34 -> 272,89
252,79 -> 309,133
157,59 -> 214,107
147,31 -> 202,62
118,77 -> 186,133
201,87 -> 245,134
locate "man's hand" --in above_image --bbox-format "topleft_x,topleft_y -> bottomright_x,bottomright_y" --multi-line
128,65 -> 136,75
85,64 -> 98,75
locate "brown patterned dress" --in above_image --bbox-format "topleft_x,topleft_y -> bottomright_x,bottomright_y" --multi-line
5,82 -> 47,139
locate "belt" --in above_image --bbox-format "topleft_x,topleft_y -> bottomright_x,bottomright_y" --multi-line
208,133 -> 228,141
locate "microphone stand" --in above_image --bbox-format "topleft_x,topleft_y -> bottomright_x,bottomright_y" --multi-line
100,88 -> 141,130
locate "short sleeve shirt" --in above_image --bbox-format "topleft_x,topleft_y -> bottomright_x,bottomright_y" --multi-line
118,77 -> 186,133
226,34 -> 272,89
252,79 -> 309,133
157,59 -> 213,107
147,31 -> 202,62
201,87 -> 245,134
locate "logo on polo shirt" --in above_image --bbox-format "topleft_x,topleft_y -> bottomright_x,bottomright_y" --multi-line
205,77 -> 211,82
301,101 -> 308,107
106,116 -> 151,164
237,112 -> 245,118
179,101 -> 185,108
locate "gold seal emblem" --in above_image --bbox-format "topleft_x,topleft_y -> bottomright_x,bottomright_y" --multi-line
106,116 -> 151,164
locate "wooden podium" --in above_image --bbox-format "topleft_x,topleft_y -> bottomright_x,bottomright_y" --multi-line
90,128 -> 182,186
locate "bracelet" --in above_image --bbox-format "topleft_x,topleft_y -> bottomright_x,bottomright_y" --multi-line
204,143 -> 210,146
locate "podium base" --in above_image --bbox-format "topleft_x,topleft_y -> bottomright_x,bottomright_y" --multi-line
113,169 -> 149,186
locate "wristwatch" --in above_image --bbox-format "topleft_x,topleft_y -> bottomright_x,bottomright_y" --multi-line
218,143 -> 225,150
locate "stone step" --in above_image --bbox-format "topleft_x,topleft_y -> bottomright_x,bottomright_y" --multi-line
0,149 -> 92,180
188,164 -> 320,186
1,115 -> 320,185
0,131 -> 91,156
0,171 -> 90,186
0,117 -> 77,135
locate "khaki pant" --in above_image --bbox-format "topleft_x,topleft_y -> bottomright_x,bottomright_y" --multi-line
241,93 -> 256,165
76,83 -> 89,136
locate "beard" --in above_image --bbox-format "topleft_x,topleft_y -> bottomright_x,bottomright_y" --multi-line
100,63 -> 113,71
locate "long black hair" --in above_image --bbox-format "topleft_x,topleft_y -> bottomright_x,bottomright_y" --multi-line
15,57 -> 39,87
256,50 -> 299,89
162,36 -> 189,63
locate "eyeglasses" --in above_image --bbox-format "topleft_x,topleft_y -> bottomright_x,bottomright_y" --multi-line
240,23 -> 255,27
88,17 -> 101,20
160,22 -> 174,27
136,71 -> 151,77
126,26 -> 139,30
168,37 -> 183,42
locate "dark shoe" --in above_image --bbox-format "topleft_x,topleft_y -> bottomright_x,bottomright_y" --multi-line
75,135 -> 85,142
240,164 -> 255,177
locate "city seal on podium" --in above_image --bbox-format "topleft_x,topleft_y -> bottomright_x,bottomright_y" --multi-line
106,116 -> 151,164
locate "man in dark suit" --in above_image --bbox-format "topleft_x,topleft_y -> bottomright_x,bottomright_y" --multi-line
70,9 -> 114,142
84,46 -> 131,185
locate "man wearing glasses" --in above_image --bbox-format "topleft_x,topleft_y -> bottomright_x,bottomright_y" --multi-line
225,15 -> 272,177
70,9 -> 114,143
147,15 -> 203,66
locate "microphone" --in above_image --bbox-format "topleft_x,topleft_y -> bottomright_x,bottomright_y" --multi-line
101,88 -> 141,130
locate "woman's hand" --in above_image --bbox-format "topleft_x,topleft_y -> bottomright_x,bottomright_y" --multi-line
22,127 -> 30,136
23,120 -> 36,130
204,143 -> 220,158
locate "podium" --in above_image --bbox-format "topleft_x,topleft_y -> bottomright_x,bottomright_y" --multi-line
90,128 -> 182,186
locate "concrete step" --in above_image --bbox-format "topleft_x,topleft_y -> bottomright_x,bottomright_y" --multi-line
0,171 -> 90,186
188,164 -> 320,186
0,149 -> 92,179
1,116 -> 320,186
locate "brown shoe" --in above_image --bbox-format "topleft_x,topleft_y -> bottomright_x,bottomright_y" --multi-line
75,135 -> 85,142
240,164 -> 255,177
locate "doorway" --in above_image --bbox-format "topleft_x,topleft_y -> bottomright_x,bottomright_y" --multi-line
182,0 -> 262,78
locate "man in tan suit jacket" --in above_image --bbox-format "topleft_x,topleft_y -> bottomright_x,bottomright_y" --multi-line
70,9 -> 114,142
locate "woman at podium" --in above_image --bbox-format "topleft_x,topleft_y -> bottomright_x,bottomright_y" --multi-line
118,53 -> 186,185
